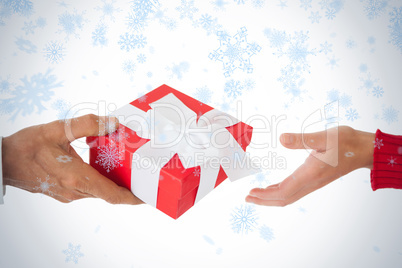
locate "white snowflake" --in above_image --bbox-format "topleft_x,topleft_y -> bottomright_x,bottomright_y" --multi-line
56,155 -> 73,163
95,145 -> 124,172
138,94 -> 148,103
231,204 -> 258,234
193,168 -> 200,177
373,138 -> 383,149
388,156 -> 397,167
62,243 -> 84,264
33,175 -> 56,196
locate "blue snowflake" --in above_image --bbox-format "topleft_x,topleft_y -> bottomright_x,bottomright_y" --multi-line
259,225 -> 275,242
118,33 -> 147,51
131,0 -> 160,18
346,38 -> 356,48
360,72 -> 378,93
134,34 -> 147,48
327,88 -> 340,102
162,17 -> 177,31
211,0 -> 228,11
62,243 -> 84,264
300,0 -> 312,10
339,93 -> 352,108
0,0 -> 33,17
278,0 -> 287,8
367,36 -> 376,44
234,0 -> 246,5
166,61 -> 190,79
126,12 -> 148,32
0,70 -> 63,121
359,63 -> 368,72
319,41 -> 333,54
15,37 -> 36,54
252,0 -> 265,8
362,0 -> 388,20
345,108 -> 359,121
95,0 -> 121,21
137,53 -> 146,63
389,7 -> 402,53
194,14 -> 222,36
209,27 -> 261,77
243,78 -> 255,90
176,0 -> 198,20
43,41 -> 65,64
382,105 -> 399,124
224,79 -> 244,98
309,11 -> 322,23
372,86 -> 384,98
264,28 -> 288,50
251,172 -> 270,187
0,77 -> 11,93
194,86 -> 213,103
278,65 -> 305,99
231,204 -> 258,234
22,20 -> 36,35
92,24 -> 108,47
122,59 -> 136,75
51,98 -> 71,120
321,0 -> 344,20
36,17 -> 46,28
327,55 -> 339,69
58,10 -> 85,39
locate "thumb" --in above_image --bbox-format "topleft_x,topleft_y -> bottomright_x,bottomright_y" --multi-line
64,114 -> 119,142
280,130 -> 329,152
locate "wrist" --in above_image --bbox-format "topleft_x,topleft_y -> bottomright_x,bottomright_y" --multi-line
354,129 -> 375,169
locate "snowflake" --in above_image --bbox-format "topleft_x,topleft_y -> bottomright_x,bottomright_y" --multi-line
264,28 -> 288,49
199,13 -> 213,27
346,39 -> 356,49
360,73 -> 378,92
137,53 -> 146,63
339,93 -> 352,108
62,243 -> 84,264
319,41 -> 333,55
300,0 -> 312,10
1,0 -> 33,17
126,12 -> 148,32
56,155 -> 73,163
43,41 -> 65,64
309,11 -> 322,23
345,108 -> 359,121
251,172 -> 270,187
122,60 -> 136,75
131,0 -> 160,18
0,70 -> 63,121
0,77 -> 11,93
277,65 -> 306,99
372,86 -> 384,98
194,15 -> 222,36
234,0 -> 246,4
36,17 -> 46,28
22,20 -> 36,35
209,27 -> 261,77
92,24 -> 108,47
388,156 -> 397,167
118,33 -> 135,51
162,17 -> 177,30
252,0 -> 265,8
231,204 -> 258,234
176,0 -> 198,20
134,34 -> 147,48
58,10 -> 85,39
363,0 -> 388,20
224,79 -> 244,98
243,78 -> 255,90
259,225 -> 275,242
367,36 -> 376,44
15,37 -> 37,54
95,0 -> 121,21
193,168 -> 200,177
33,175 -> 56,196
381,105 -> 399,124
278,0 -> 287,9
373,138 -> 383,149
211,0 -> 228,11
194,86 -> 213,103
95,145 -> 124,172
52,98 -> 71,119
327,55 -> 339,69
166,61 -> 190,79
389,7 -> 402,53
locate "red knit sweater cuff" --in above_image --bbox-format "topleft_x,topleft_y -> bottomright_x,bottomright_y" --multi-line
371,129 -> 402,191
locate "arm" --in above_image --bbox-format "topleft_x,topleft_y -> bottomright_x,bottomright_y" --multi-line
1,114 -> 143,205
246,126 -> 375,206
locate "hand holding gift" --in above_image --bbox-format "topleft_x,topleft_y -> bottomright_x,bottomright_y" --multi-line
1,114 -> 143,204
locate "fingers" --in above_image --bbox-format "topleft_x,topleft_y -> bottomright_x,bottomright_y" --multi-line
73,163 -> 144,205
280,130 -> 329,152
63,114 -> 119,142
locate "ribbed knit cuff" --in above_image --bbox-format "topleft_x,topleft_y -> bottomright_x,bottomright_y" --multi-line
371,129 -> 402,191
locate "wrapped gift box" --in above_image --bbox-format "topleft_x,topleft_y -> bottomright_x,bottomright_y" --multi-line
86,84 -> 258,219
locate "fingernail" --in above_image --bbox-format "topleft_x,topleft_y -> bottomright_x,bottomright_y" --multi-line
245,196 -> 254,203
281,134 -> 293,145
